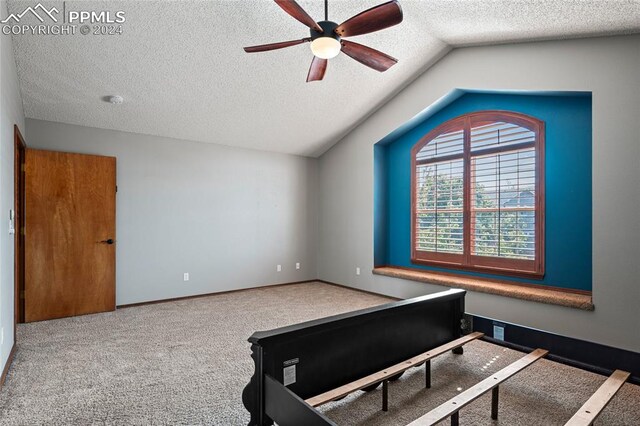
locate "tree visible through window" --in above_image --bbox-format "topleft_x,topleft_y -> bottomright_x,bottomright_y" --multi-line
411,111 -> 544,277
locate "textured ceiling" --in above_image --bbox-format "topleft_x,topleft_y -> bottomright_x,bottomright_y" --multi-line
7,0 -> 640,157
414,0 -> 640,46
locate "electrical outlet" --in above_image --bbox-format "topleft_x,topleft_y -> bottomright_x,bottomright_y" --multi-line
295,262 -> 300,270
0,327 -> 4,346
183,273 -> 189,281
493,323 -> 505,341
277,264 -> 282,272
356,267 -> 361,276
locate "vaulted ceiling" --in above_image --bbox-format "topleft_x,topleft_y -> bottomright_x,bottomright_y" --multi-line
8,0 -> 640,156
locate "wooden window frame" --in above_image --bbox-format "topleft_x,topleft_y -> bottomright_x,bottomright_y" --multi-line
411,111 -> 545,279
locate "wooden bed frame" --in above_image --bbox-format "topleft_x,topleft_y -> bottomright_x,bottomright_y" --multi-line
241,288 -> 630,426
242,288 -> 468,425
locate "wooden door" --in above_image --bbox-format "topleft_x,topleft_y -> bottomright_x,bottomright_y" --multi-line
25,149 -> 116,322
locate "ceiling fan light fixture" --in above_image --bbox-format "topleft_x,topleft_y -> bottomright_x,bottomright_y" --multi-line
310,37 -> 341,59
243,0 -> 403,82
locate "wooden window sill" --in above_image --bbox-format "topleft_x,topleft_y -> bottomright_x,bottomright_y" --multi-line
372,266 -> 594,311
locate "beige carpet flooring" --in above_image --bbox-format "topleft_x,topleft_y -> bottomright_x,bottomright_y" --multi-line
0,282 -> 638,425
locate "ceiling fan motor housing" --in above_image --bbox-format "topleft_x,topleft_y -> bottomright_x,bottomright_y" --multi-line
310,21 -> 341,43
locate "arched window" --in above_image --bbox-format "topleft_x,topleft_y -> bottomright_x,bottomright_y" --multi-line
411,111 -> 545,277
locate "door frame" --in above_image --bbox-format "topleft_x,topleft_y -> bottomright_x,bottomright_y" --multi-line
14,125 -> 26,333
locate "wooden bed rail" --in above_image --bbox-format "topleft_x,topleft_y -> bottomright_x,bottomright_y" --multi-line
408,348 -> 548,426
564,369 -> 630,426
306,332 -> 484,410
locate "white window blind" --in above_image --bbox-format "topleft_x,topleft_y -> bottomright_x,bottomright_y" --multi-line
471,121 -> 536,151
416,129 -> 464,162
471,121 -> 536,260
415,129 -> 464,254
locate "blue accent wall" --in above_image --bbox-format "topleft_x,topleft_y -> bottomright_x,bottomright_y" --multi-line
374,92 -> 592,291
374,143 -> 388,267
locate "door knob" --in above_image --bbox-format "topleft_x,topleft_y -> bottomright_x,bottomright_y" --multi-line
100,239 -> 115,244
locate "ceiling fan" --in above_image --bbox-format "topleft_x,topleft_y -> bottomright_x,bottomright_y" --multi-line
243,0 -> 403,82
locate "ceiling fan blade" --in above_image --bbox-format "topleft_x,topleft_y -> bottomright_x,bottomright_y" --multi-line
335,0 -> 403,38
306,56 -> 328,82
275,0 -> 323,32
244,38 -> 310,53
341,40 -> 397,72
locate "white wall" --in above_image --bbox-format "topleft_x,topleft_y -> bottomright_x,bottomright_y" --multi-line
26,119 -> 318,305
318,35 -> 640,352
0,0 -> 25,375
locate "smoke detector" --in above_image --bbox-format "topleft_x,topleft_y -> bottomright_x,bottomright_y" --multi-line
107,95 -> 124,105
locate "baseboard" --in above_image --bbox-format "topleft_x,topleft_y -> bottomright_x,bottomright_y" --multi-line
315,280 -> 640,386
471,314 -> 640,386
0,343 -> 17,390
317,279 -> 402,301
117,279 -> 318,308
